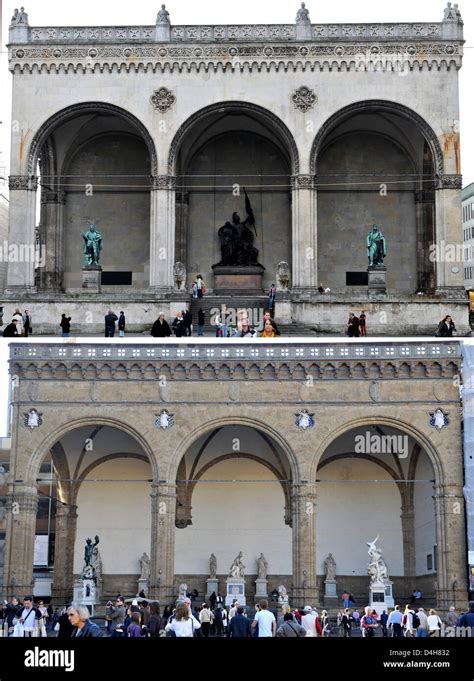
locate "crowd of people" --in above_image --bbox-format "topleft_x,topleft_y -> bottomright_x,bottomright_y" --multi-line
1,306 -> 459,339
2,594 -> 473,639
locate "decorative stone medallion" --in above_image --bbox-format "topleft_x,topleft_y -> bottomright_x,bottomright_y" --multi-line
150,87 -> 176,113
291,86 -> 317,112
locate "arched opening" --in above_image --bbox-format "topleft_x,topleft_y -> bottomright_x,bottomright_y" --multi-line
311,101 -> 442,295
32,423 -> 155,602
28,103 -> 157,293
169,102 -> 299,292
316,423 -> 437,605
174,424 -> 295,601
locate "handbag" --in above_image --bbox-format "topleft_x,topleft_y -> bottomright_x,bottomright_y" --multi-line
13,621 -> 24,637
54,622 -> 60,632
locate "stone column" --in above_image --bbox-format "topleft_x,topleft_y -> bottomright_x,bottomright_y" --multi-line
291,175 -> 317,292
400,500 -> 416,583
149,482 -> 177,603
291,483 -> 317,604
414,189 -> 435,292
433,483 -> 467,610
6,176 -> 38,294
149,176 -> 176,292
434,175 -> 465,296
40,191 -> 66,292
175,191 -> 189,267
51,504 -> 78,603
3,484 -> 38,598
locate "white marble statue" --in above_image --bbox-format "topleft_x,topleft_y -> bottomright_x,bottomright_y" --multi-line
209,553 -> 217,579
157,4 -> 170,23
229,551 -> 245,578
278,584 -> 288,603
178,583 -> 187,599
367,536 -> 390,584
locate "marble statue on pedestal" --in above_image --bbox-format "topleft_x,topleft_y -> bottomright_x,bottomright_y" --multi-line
367,536 -> 390,584
229,552 -> 245,578
257,553 -> 268,579
324,553 -> 336,581
139,552 -> 150,581
210,553 -> 217,579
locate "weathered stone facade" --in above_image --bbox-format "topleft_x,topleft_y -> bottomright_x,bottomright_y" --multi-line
1,339 -> 468,609
1,6 -> 468,334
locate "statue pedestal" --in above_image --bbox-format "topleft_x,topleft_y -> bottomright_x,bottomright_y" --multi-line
369,581 -> 394,614
206,578 -> 219,599
212,265 -> 265,295
225,578 -> 246,606
82,266 -> 102,293
324,579 -> 337,599
73,579 -> 97,615
255,578 -> 268,599
367,266 -> 387,296
137,578 -> 149,598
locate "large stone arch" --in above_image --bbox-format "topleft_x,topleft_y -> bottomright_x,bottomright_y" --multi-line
309,99 -> 444,176
25,416 -> 159,486
309,415 -> 444,485
168,416 -> 300,484
27,101 -> 158,176
168,100 -> 300,176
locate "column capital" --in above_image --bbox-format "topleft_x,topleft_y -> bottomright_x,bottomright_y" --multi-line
151,175 -> 177,190
9,175 -> 38,191
291,174 -> 315,190
435,174 -> 463,190
42,190 -> 66,204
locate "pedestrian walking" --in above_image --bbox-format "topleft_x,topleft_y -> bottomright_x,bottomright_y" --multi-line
2,319 -> 20,337
347,313 -> 360,337
151,312 -> 172,337
359,310 -> 367,336
198,308 -> 205,336
23,309 -> 32,337
268,283 -> 276,313
12,308 -> 24,336
436,315 -> 456,337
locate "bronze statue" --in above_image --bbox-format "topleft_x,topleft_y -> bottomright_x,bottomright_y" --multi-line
216,212 -> 260,267
82,222 -> 102,266
367,224 -> 387,267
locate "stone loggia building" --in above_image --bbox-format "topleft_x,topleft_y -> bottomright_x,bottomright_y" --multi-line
2,4 -> 469,334
1,339 -> 468,608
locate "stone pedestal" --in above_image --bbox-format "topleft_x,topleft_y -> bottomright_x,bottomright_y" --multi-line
82,266 -> 102,293
324,579 -> 337,599
255,578 -> 268,599
73,579 -> 97,615
212,265 -> 265,295
225,578 -> 246,606
206,578 -> 219,599
367,266 -> 387,296
369,581 -> 394,614
137,578 -> 149,598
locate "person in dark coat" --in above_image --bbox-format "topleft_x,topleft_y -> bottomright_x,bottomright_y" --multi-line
184,309 -> 193,337
198,309 -> 205,337
147,601 -> 162,638
209,591 -> 217,610
347,313 -> 360,338
105,310 -> 118,338
151,313 -> 172,337
436,315 -> 456,337
60,314 -> 71,337
457,601 -> 474,635
118,311 -> 126,337
172,312 -> 186,338
5,597 -> 21,633
2,320 -> 19,337
57,607 -> 75,639
226,607 -> 252,637
23,310 -> 32,337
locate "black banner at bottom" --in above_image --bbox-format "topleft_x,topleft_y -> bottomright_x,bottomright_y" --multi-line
0,637 -> 470,678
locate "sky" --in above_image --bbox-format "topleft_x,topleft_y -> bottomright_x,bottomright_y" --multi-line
0,1 -> 474,435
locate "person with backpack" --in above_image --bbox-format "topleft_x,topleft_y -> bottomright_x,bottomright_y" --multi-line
361,606 -> 378,637
277,612 -> 306,637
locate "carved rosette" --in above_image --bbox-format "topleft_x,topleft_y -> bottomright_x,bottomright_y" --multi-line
151,175 -> 177,190
291,175 -> 315,190
435,174 -> 463,190
9,175 -> 38,191
150,87 -> 176,112
292,86 -> 317,112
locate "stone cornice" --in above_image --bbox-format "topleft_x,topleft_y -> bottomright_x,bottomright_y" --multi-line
435,174 -> 463,190
9,41 -> 463,74
9,341 -> 461,381
10,22 -> 463,44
